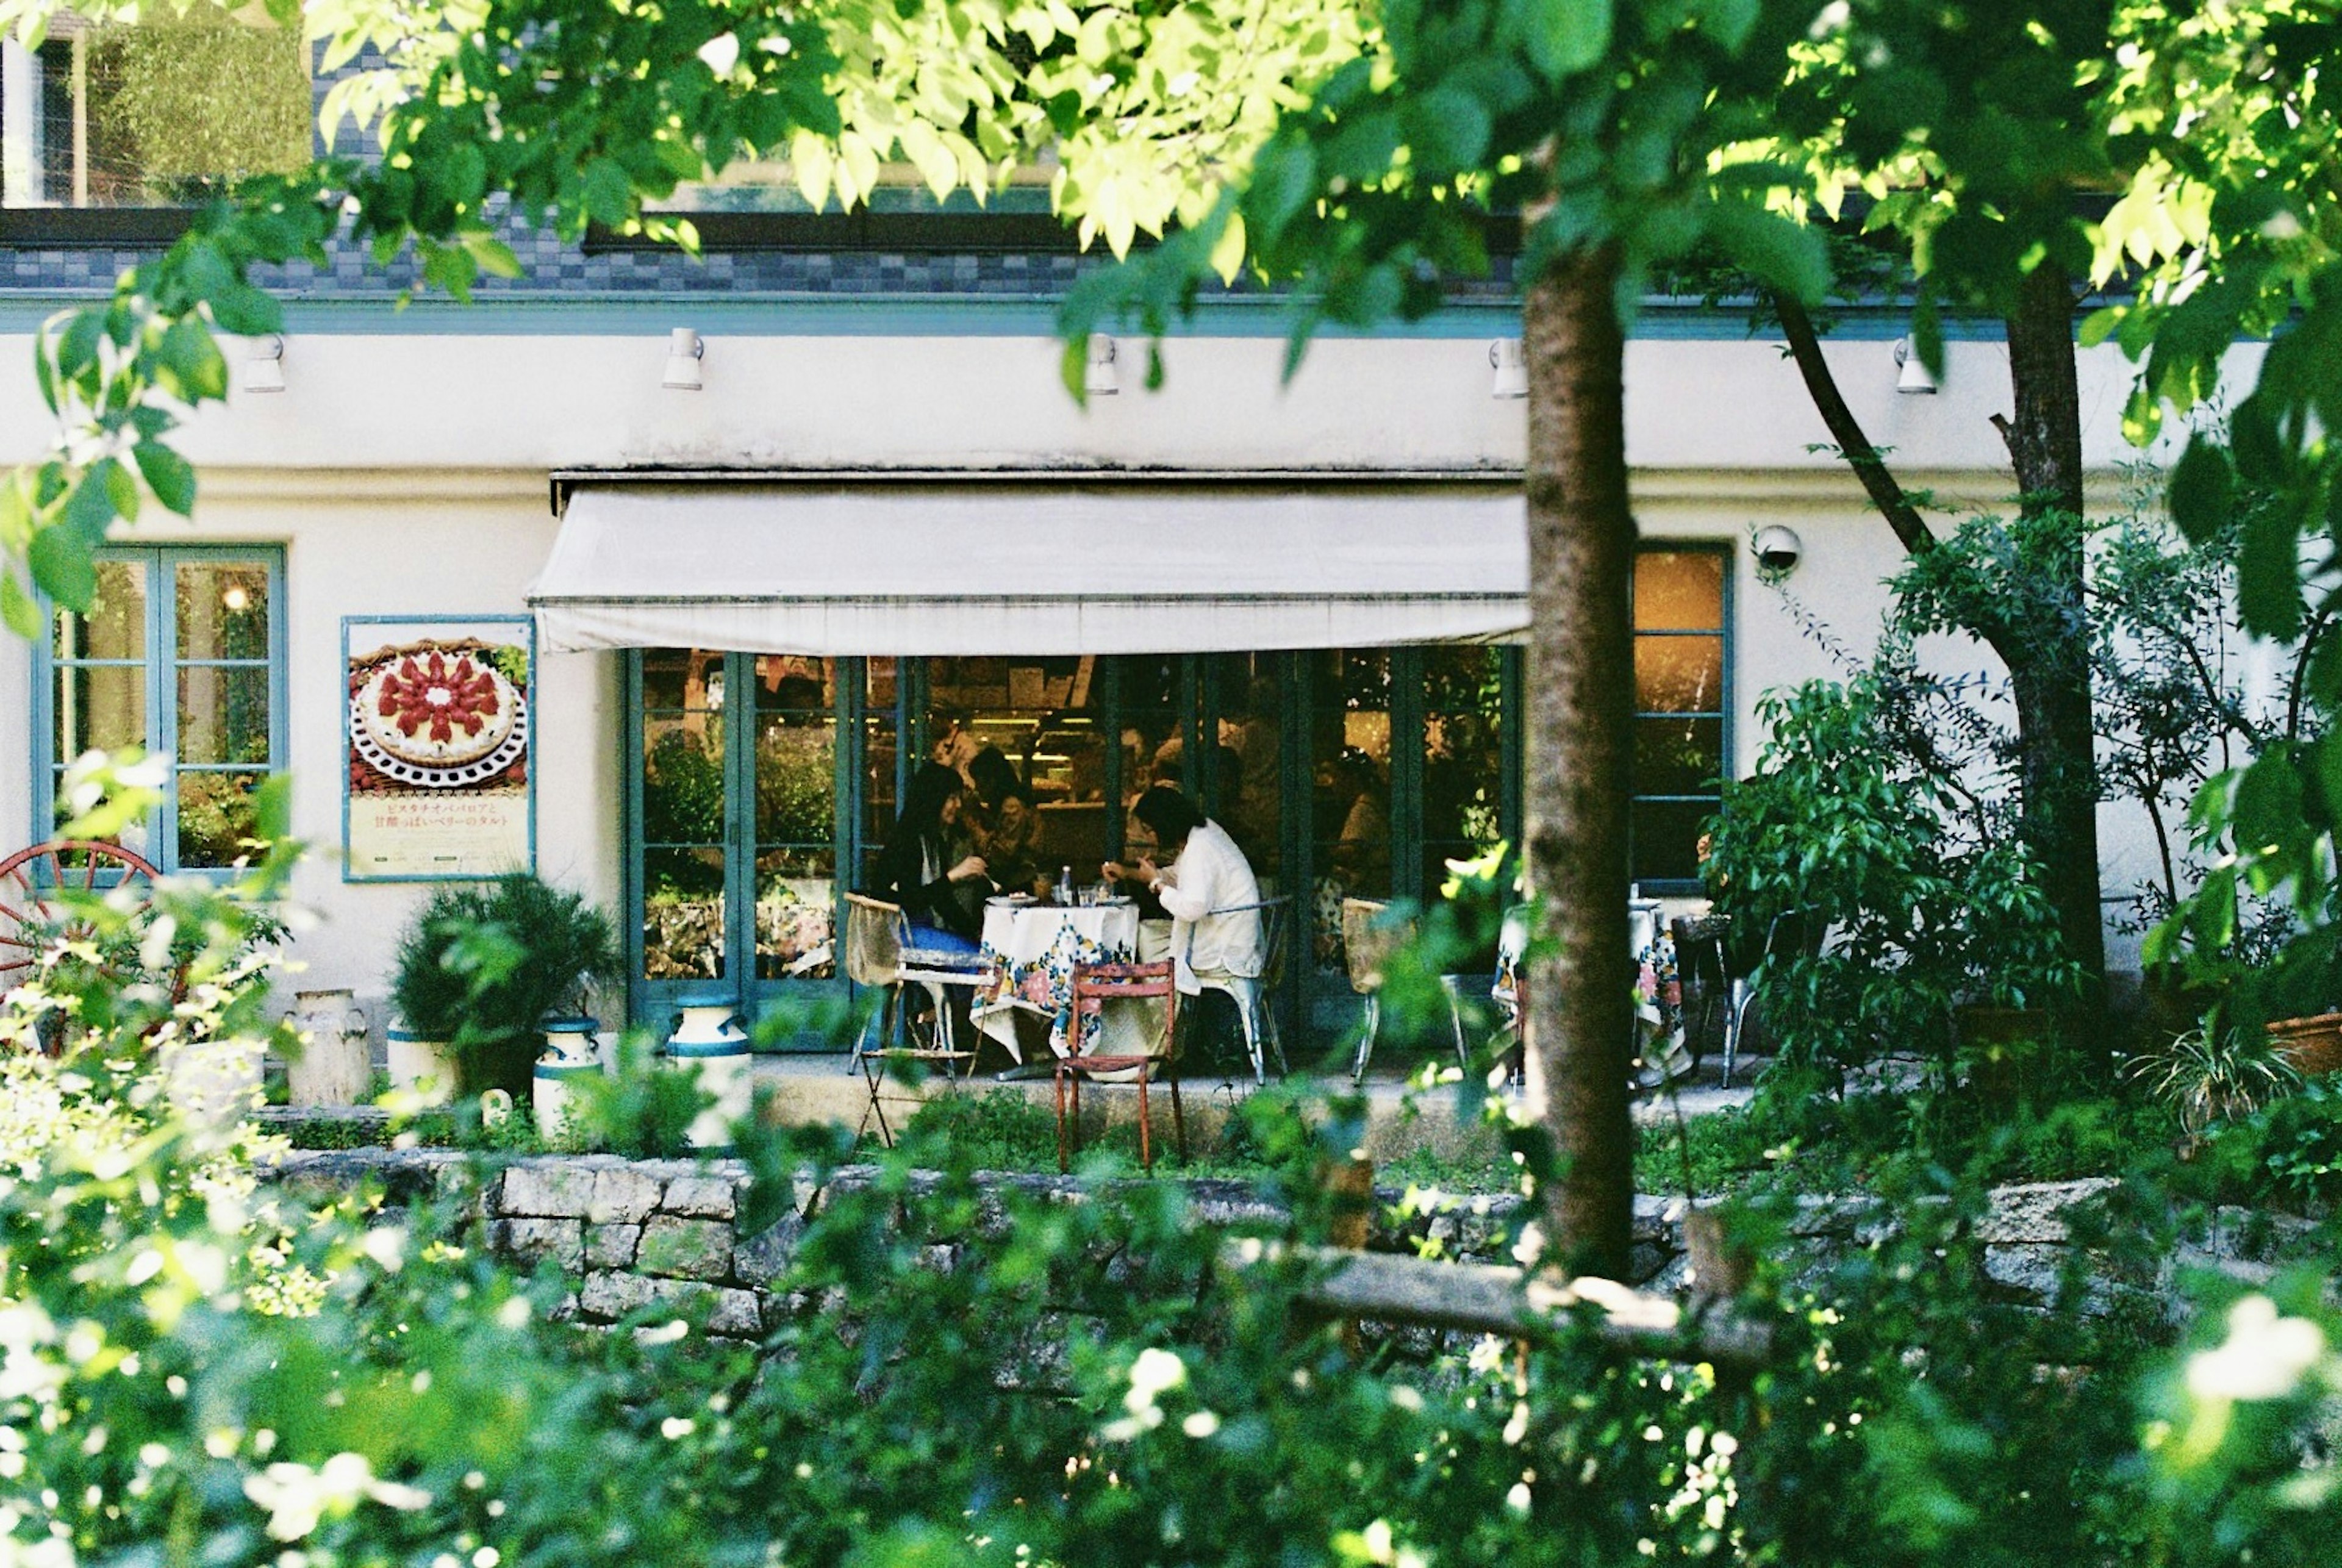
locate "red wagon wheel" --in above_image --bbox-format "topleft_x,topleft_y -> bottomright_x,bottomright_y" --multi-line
0,839 -> 162,995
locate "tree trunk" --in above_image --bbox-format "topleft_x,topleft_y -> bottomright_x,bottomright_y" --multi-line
1777,281 -> 2110,1025
1519,250 -> 1636,1280
1997,264 -> 2108,1018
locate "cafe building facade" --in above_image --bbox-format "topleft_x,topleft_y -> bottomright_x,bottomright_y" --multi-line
0,174 -> 2175,1046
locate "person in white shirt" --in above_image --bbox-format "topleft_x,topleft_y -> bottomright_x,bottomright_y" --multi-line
1103,786 -> 1262,995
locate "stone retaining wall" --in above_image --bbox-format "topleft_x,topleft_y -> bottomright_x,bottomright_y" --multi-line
263,1150 -> 2328,1340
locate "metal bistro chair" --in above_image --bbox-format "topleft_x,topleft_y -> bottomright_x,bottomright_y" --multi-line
1702,909 -> 1819,1089
841,893 -> 987,1145
1191,894 -> 1291,1084
1055,960 -> 1183,1172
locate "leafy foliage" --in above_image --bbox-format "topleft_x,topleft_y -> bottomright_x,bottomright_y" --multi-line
389,873 -> 618,1098
1703,676 -> 2075,1084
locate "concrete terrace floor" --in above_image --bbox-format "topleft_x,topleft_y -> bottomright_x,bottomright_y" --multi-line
750,1048 -> 1761,1164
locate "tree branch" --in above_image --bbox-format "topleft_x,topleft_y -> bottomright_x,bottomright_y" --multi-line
1237,1244 -> 1776,1369
1773,292 -> 1939,557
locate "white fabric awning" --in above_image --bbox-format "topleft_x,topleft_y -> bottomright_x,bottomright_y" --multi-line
529,481 -> 1528,656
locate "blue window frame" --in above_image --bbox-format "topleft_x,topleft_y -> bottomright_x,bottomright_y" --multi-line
30,546 -> 288,872
1630,543 -> 1732,893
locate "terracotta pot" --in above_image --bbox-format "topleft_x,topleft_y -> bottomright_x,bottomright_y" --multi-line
2266,1012 -> 2342,1078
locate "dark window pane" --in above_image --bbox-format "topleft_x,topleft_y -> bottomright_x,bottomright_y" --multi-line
1634,636 -> 1724,714
1634,716 -> 1725,798
642,848 -> 726,980
56,664 -> 146,756
642,714 -> 726,845
1212,653 -> 1283,880
756,848 -> 836,979
53,559 -> 145,659
174,561 -> 270,659
176,770 -> 263,867
1634,550 -> 1725,630
753,654 -> 833,712
1424,711 -> 1504,843
641,648 -> 722,711
1631,799 -> 1719,886
176,665 -> 270,764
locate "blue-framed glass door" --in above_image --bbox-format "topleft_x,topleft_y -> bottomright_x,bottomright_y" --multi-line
628,651 -> 886,1045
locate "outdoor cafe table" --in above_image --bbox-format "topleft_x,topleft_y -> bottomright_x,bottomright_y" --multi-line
1493,900 -> 1686,1076
971,897 -> 1153,1063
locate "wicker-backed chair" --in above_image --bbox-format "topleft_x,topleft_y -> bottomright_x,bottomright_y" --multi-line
1343,898 -> 1409,1083
1055,961 -> 1183,1172
842,892 -> 986,1144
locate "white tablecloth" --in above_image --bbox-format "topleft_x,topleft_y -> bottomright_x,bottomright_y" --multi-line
972,900 -> 1150,1059
1494,901 -> 1683,1072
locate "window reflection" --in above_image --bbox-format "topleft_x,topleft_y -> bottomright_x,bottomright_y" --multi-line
640,649 -> 728,980
1631,548 -> 1730,886
1309,650 -> 1391,976
754,656 -> 837,979
927,656 -> 1108,886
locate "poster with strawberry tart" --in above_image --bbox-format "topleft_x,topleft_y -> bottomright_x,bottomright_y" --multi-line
343,617 -> 535,881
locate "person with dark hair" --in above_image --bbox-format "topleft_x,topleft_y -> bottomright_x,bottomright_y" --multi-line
1103,784 -> 1261,997
870,761 -> 989,950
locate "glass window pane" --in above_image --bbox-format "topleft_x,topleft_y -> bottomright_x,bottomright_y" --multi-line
1309,649 -> 1391,977
756,710 -> 836,846
1114,654 -> 1181,826
1634,636 -> 1724,714
753,654 -> 832,713
927,655 -> 1108,888
641,648 -> 723,711
175,770 -> 263,867
1634,716 -> 1725,799
1211,653 -> 1283,880
642,714 -> 726,845
174,561 -> 270,659
756,848 -> 835,979
1631,799 -> 1716,886
55,664 -> 147,756
176,665 -> 270,764
52,559 -> 146,660
642,848 -> 727,980
1633,550 -> 1725,630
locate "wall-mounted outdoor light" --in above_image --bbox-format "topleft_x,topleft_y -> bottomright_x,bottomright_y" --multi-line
1753,525 -> 1804,576
1893,336 -> 1938,395
1084,332 -> 1120,397
662,328 -> 706,390
243,334 -> 287,394
1489,337 -> 1528,399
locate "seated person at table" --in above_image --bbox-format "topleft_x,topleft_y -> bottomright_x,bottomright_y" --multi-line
970,768 -> 1050,899
870,762 -> 989,954
1103,784 -> 1262,997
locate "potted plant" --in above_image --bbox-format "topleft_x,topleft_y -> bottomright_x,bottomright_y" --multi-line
390,874 -> 620,1100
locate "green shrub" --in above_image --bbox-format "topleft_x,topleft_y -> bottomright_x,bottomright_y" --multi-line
389,873 -> 620,1098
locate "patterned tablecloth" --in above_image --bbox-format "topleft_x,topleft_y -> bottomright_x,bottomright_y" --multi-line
1494,901 -> 1685,1073
972,900 -> 1144,1060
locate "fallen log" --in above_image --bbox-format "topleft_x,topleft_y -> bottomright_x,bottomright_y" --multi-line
1228,1240 -> 1775,1369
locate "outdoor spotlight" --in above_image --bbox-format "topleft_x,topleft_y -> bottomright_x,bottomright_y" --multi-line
1084,332 -> 1119,396
242,334 -> 287,394
662,328 -> 706,390
1752,525 -> 1804,576
1489,337 -> 1528,399
1893,336 -> 1938,395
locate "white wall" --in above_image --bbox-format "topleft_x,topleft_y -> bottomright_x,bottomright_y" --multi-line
0,327 -> 2246,1007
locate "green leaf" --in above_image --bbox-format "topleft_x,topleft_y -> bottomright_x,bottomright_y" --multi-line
27,524 -> 98,612
2236,500 -> 2304,640
134,442 -> 198,517
583,158 -> 635,227
61,465 -> 119,545
2230,396 -> 2288,485
2167,436 -> 2234,545
0,570 -> 40,640
103,460 -> 140,526
1703,202 -> 1828,305
1403,87 -> 1492,176
209,284 -> 282,338
1517,0 -> 1613,81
